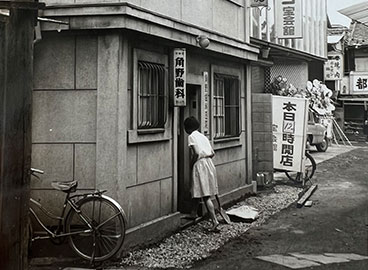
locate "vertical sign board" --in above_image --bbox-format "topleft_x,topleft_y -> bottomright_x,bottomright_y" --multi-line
350,72 -> 368,94
202,71 -> 210,135
272,96 -> 308,172
173,48 -> 186,106
250,0 -> 268,7
275,0 -> 303,39
324,54 -> 343,81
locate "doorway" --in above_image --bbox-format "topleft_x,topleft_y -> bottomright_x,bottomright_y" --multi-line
178,84 -> 201,213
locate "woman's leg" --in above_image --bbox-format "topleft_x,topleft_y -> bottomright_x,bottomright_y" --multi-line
203,196 -> 219,227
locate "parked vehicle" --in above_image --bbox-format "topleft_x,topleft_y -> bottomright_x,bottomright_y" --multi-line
307,110 -> 329,152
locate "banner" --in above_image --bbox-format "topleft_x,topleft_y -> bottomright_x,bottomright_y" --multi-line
324,54 -> 343,81
202,71 -> 210,135
173,48 -> 186,106
275,0 -> 303,39
272,96 -> 308,172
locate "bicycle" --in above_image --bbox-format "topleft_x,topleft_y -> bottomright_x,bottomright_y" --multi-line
29,168 -> 127,263
284,151 -> 316,184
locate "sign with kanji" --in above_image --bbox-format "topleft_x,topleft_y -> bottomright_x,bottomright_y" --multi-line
351,72 -> 368,93
275,0 -> 303,39
324,54 -> 343,81
272,96 -> 308,172
173,48 -> 186,106
202,71 -> 210,135
250,0 -> 268,7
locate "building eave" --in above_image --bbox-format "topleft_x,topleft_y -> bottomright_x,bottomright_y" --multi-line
40,2 -> 260,62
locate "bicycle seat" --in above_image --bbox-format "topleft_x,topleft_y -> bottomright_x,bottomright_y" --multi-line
51,180 -> 78,193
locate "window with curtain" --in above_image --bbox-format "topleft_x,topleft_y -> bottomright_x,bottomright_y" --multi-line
137,61 -> 168,129
213,73 -> 240,138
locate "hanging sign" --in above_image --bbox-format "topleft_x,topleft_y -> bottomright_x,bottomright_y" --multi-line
324,54 -> 343,81
202,71 -> 209,135
350,72 -> 368,94
173,48 -> 186,106
275,0 -> 303,39
272,96 -> 308,172
250,0 -> 268,7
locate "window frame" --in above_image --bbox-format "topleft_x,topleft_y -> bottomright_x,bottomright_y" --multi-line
128,48 -> 171,144
211,65 -> 243,147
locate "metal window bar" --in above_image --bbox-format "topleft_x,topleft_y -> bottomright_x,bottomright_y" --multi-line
138,61 -> 167,129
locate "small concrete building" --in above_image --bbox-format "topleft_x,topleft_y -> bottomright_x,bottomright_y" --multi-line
31,0 -> 260,249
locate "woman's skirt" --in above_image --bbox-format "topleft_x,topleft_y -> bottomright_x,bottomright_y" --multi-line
191,158 -> 218,198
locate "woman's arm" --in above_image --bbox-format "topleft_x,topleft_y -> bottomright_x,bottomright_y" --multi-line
189,146 -> 199,168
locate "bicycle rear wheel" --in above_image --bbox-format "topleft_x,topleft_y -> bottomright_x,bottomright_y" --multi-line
285,152 -> 316,183
65,196 -> 126,262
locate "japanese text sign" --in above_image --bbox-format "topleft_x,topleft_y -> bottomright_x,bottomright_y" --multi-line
324,54 -> 343,81
350,72 -> 368,93
250,0 -> 268,7
272,96 -> 308,172
173,48 -> 186,106
275,0 -> 303,39
202,71 -> 209,135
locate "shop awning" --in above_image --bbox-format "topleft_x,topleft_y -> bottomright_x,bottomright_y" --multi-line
339,2 -> 368,25
327,34 -> 344,44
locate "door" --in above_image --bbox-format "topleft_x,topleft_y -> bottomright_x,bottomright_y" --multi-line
178,84 -> 201,213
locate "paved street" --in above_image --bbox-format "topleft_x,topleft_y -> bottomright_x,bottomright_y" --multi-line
191,145 -> 368,270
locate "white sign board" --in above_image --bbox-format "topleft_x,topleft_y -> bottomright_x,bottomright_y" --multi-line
350,72 -> 368,94
275,0 -> 303,39
202,71 -> 210,135
250,0 -> 268,7
272,96 -> 308,172
324,54 -> 343,81
173,48 -> 186,106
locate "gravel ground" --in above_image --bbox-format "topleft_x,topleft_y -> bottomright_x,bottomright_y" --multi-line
118,184 -> 302,269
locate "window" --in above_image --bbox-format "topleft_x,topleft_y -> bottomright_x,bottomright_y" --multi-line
137,61 -> 168,129
213,73 -> 240,138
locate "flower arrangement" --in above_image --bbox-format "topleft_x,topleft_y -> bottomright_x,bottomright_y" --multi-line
270,75 -> 335,115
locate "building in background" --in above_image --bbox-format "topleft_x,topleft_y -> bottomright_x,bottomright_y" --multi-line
332,2 -> 368,141
31,0 -> 260,251
248,0 -> 328,180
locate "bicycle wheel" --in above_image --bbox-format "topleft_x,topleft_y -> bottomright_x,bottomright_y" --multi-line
65,195 -> 126,262
285,152 -> 316,183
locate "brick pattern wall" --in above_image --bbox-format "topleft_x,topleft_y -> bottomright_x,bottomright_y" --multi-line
252,93 -> 274,181
251,66 -> 265,93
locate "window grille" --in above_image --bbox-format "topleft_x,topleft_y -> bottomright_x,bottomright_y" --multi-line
213,73 -> 240,138
137,61 -> 167,129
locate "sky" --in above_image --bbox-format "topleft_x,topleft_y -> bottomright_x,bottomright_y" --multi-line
327,0 -> 367,26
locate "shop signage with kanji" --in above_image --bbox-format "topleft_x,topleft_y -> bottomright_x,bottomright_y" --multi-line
272,96 -> 308,172
350,72 -> 368,93
250,0 -> 268,7
202,71 -> 209,135
173,48 -> 186,106
324,54 -> 343,81
275,0 -> 303,39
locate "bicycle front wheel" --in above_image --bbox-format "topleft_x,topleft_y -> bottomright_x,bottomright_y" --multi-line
285,152 -> 316,183
65,196 -> 126,262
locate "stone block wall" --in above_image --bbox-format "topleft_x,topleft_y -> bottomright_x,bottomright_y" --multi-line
252,93 -> 273,181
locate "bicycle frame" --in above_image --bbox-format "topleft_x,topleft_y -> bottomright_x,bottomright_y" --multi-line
29,190 -> 107,241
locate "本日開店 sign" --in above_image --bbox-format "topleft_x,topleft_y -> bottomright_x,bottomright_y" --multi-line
173,48 -> 186,106
351,72 -> 368,94
275,0 -> 303,39
202,71 -> 209,135
324,54 -> 343,81
272,96 -> 308,173
250,0 -> 268,7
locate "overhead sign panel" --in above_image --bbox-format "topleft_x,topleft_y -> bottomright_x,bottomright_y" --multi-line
275,0 -> 303,39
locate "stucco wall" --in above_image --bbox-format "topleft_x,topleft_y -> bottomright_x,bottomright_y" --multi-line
32,34 -> 97,216
42,0 -> 246,42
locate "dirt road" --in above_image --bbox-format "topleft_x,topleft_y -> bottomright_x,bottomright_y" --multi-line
192,147 -> 368,270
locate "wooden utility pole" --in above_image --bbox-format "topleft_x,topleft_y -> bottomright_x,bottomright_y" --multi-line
0,1 -> 43,269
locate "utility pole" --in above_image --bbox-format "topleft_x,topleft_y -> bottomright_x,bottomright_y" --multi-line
0,1 -> 44,269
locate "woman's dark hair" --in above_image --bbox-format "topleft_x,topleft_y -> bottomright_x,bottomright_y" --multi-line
184,116 -> 200,133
